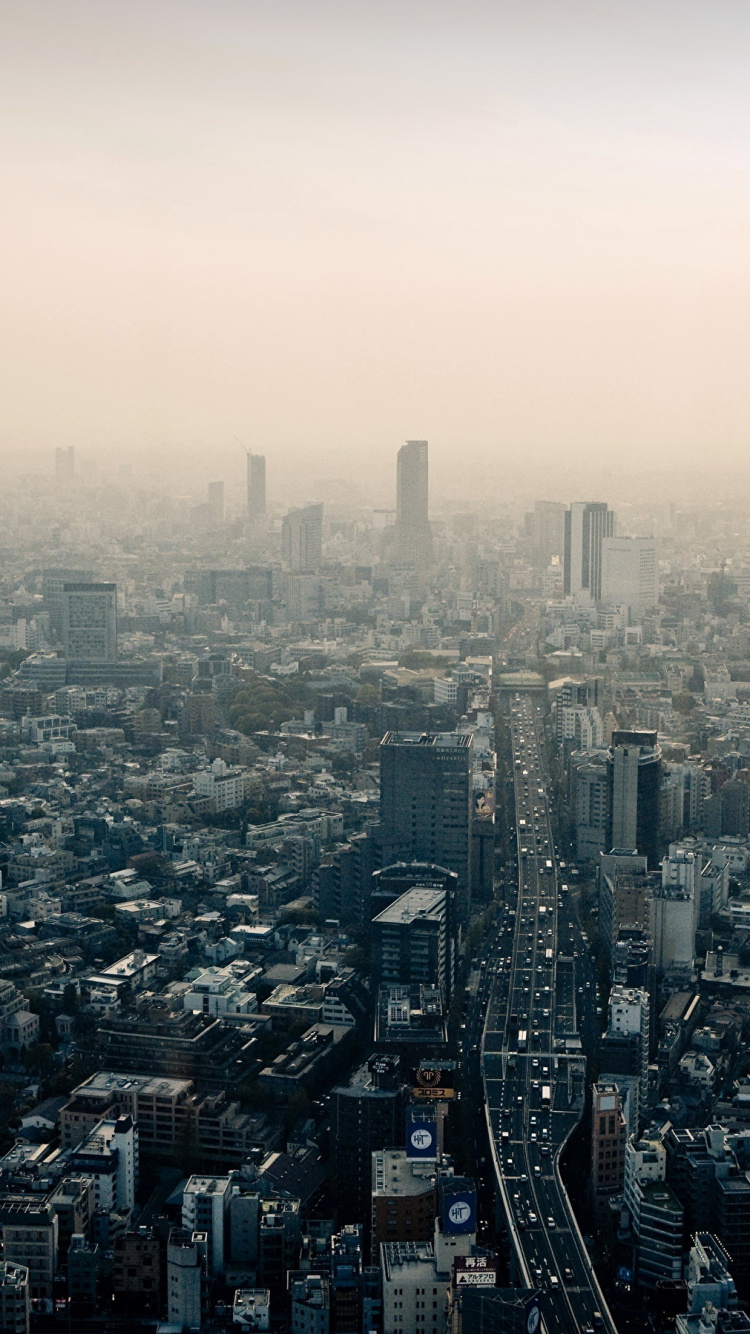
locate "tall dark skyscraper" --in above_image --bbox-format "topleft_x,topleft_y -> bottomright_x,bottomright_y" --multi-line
281,503 -> 323,571
395,439 -> 432,566
379,731 -> 473,922
563,501 -> 615,600
246,453 -> 266,521
606,729 -> 662,868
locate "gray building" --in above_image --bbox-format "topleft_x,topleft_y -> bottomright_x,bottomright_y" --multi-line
607,730 -> 662,869
563,500 -> 615,600
372,886 -> 454,1002
282,504 -> 323,572
247,452 -> 266,521
62,583 -> 117,664
395,440 -> 432,567
379,731 -> 473,922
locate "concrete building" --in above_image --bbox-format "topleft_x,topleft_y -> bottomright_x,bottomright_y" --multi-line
607,730 -> 662,868
246,452 -> 266,522
563,501 -> 615,600
70,1115 -> 137,1213
331,1056 -> 409,1226
62,582 -> 117,664
598,850 -> 649,964
651,847 -> 698,970
0,1200 -> 58,1302
234,1288 -> 271,1330
167,1227 -> 204,1332
0,1262 -> 29,1334
395,440 -> 432,567
207,480 -> 224,526
591,1082 -> 627,1216
371,1150 -> 438,1259
607,984 -> 650,1122
182,1175 -> 231,1278
380,1240 -> 448,1334
624,1135 -> 684,1288
282,504 -> 323,572
193,758 -> 250,812
571,750 -> 609,862
289,1272 -> 330,1334
600,536 -> 659,619
372,886 -> 454,1003
687,1234 -> 738,1313
379,731 -> 473,922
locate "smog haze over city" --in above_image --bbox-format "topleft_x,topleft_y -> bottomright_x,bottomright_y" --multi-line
3,1 -> 750,504
4,6 -> 750,1334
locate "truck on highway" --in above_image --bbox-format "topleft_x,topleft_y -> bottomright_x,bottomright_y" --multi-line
517,1030 -> 528,1052
541,1084 -> 551,1108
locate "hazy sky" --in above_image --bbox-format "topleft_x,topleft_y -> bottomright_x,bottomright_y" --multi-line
3,0 -> 750,489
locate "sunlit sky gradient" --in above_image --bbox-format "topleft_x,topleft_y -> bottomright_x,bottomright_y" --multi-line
3,0 -> 750,495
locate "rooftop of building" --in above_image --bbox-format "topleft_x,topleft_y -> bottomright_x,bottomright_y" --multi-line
380,731 -> 472,750
640,1181 -> 683,1215
372,1149 -> 437,1199
373,887 -> 446,925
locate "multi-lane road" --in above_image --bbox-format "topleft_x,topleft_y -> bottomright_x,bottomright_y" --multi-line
479,692 -> 616,1334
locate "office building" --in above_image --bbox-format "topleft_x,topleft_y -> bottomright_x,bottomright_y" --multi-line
371,1151 -> 438,1258
0,1262 -> 29,1334
608,985 -> 650,1120
62,582 -> 117,664
331,1056 -> 409,1226
289,1272 -> 330,1334
600,536 -> 659,619
395,440 -> 432,566
380,1241 -> 449,1334
282,504 -> 323,572
591,1082 -> 627,1217
687,1234 -> 738,1313
563,501 -> 615,600
372,886 -> 454,1003
531,500 -> 566,567
0,1201 -> 58,1302
207,480 -> 224,525
182,1175 -> 230,1278
380,732 -> 473,922
651,847 -> 698,971
329,1226 -> 371,1333
70,1115 -> 137,1213
247,452 -> 266,521
370,863 -> 458,937
42,567 -> 94,637
598,850 -> 649,963
167,1228 -> 204,1332
573,752 -> 609,862
607,729 -> 662,868
624,1135 -> 684,1288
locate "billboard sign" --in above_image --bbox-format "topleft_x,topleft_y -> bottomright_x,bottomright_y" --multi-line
442,1188 -> 477,1234
454,1256 -> 497,1287
525,1293 -> 541,1334
412,1064 -> 455,1100
406,1117 -> 437,1159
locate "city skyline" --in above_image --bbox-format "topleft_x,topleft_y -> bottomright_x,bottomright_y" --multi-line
3,1 -> 750,478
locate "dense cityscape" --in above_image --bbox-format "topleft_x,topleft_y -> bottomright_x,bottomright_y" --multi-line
0,443 -> 749,1334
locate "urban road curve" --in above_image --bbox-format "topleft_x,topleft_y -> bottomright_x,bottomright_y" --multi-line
480,691 -> 617,1334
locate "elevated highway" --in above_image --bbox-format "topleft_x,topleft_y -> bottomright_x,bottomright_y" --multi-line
481,691 -> 616,1334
